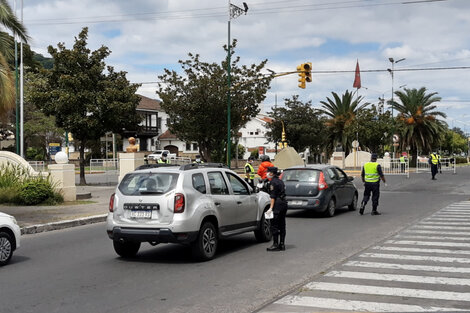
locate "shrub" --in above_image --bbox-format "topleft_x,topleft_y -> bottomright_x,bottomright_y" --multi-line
17,178 -> 54,205
0,186 -> 20,204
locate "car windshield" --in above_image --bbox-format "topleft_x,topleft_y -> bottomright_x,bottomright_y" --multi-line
282,169 -> 318,182
119,172 -> 179,195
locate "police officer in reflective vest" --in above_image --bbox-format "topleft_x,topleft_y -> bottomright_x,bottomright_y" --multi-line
244,156 -> 255,188
266,167 -> 288,252
157,152 -> 171,164
360,153 -> 386,216
194,154 -> 204,164
429,152 -> 439,180
400,154 -> 406,173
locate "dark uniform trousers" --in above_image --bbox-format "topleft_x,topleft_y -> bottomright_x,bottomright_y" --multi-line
431,164 -> 438,179
269,177 -> 288,244
363,182 -> 380,210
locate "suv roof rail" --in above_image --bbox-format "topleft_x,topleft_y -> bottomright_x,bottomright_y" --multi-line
135,164 -> 179,170
179,163 -> 228,171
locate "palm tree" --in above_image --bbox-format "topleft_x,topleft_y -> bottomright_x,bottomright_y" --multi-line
0,0 -> 29,118
319,90 -> 368,155
391,87 -> 446,155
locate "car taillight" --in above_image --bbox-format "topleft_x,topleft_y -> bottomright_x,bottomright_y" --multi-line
109,193 -> 115,212
279,172 -> 284,179
174,193 -> 185,213
318,172 -> 328,190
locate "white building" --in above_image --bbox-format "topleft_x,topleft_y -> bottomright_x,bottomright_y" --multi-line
124,96 -> 277,160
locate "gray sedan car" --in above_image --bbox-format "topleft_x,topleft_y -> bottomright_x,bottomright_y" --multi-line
281,165 -> 358,217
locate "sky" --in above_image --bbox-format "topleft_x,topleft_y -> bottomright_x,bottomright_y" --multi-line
14,0 -> 470,134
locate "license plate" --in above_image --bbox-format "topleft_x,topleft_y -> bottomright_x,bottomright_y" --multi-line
130,210 -> 152,219
289,200 -> 303,206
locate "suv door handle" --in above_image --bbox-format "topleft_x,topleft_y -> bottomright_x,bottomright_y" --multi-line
214,202 -> 221,206
237,201 -> 242,204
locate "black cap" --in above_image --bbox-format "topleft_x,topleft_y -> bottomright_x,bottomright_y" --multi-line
162,152 -> 168,156
267,166 -> 278,174
371,153 -> 378,160
195,154 -> 201,158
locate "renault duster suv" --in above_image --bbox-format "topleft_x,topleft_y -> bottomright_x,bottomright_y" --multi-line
107,163 -> 272,261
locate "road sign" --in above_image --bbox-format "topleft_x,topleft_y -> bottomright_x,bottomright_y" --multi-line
48,143 -> 61,156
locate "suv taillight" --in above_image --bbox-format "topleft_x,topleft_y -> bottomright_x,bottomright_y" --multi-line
174,193 -> 185,213
318,172 -> 328,191
109,193 -> 115,212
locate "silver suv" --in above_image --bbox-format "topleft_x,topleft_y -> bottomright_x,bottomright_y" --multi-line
107,163 -> 272,261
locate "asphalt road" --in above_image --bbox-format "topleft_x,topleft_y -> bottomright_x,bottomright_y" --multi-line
2,168 -> 469,313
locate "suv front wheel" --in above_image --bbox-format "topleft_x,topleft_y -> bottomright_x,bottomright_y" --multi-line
254,209 -> 272,242
191,222 -> 218,261
113,240 -> 141,258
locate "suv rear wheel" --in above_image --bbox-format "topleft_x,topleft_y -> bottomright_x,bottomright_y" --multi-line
324,198 -> 336,217
191,222 -> 218,261
254,209 -> 272,242
113,240 -> 141,258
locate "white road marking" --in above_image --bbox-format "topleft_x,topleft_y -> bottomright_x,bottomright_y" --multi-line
419,221 -> 470,225
395,235 -> 470,241
360,252 -> 470,263
275,296 -> 467,312
402,230 -> 470,236
372,245 -> 470,255
345,260 -> 470,273
305,282 -> 470,302
386,240 -> 470,248
326,270 -> 470,286
412,225 -> 470,230
425,218 -> 470,221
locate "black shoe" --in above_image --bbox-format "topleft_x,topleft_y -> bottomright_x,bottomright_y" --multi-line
371,211 -> 381,215
279,243 -> 285,251
267,244 -> 281,252
432,178 -> 437,180
359,203 -> 365,215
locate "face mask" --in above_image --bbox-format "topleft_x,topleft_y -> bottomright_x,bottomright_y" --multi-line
267,173 -> 274,179
196,159 -> 200,162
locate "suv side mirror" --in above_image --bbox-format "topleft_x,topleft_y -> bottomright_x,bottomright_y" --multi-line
347,176 -> 354,182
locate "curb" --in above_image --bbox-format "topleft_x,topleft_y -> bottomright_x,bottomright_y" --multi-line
21,214 -> 108,235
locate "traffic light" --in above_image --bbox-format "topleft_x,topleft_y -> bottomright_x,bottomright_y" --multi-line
297,65 -> 306,89
304,62 -> 312,83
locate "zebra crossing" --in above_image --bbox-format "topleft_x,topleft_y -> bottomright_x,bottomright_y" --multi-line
258,201 -> 470,312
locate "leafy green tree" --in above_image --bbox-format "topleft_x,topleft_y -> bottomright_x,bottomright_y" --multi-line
266,95 -> 325,160
319,90 -> 368,156
391,87 -> 446,155
0,0 -> 28,118
440,127 -> 468,155
351,105 -> 394,155
28,28 -> 141,184
158,39 -> 273,163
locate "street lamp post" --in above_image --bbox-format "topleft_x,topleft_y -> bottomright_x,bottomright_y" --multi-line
227,1 -> 248,168
387,57 -> 405,118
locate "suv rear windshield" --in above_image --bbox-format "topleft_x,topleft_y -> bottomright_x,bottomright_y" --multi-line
282,169 -> 319,182
119,172 -> 179,195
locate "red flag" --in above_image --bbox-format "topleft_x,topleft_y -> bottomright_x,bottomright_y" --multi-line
353,60 -> 361,89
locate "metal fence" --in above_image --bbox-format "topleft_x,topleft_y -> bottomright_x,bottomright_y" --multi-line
28,161 -> 46,172
416,157 -> 456,174
89,158 -> 119,174
362,158 -> 409,178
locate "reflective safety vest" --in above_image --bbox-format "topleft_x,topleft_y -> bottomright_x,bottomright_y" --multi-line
158,158 -> 170,164
245,163 -> 255,180
364,162 -> 380,183
400,156 -> 405,163
430,154 -> 438,165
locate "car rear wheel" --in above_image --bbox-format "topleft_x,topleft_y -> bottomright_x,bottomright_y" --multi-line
348,194 -> 358,211
113,240 -> 141,258
191,222 -> 218,261
254,209 -> 272,242
324,198 -> 336,217
0,232 -> 13,266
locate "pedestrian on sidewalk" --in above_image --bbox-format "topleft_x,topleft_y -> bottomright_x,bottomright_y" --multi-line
265,167 -> 288,252
359,153 -> 386,216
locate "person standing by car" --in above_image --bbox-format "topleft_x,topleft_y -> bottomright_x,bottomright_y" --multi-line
359,153 -> 386,216
266,167 -> 288,252
194,154 -> 204,164
158,152 -> 171,164
244,156 -> 255,188
257,155 -> 274,180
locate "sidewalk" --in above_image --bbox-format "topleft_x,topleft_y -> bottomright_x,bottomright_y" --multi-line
0,185 -> 116,234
